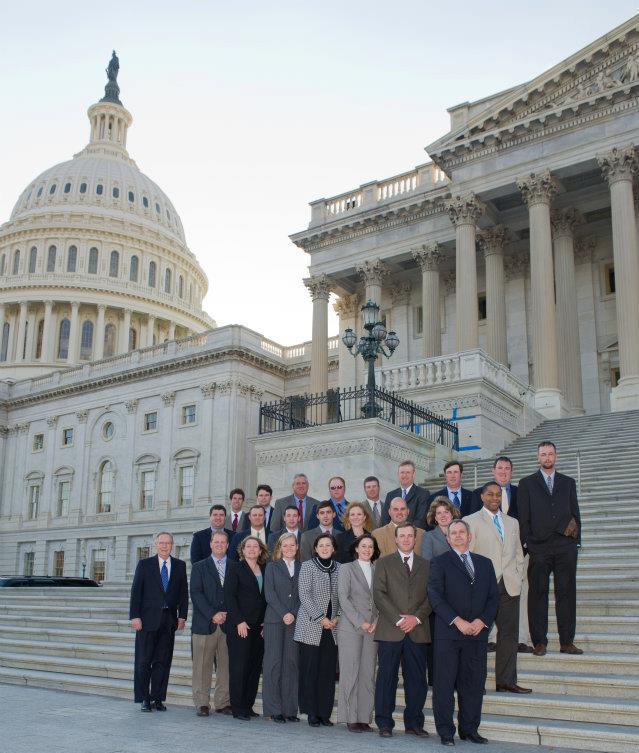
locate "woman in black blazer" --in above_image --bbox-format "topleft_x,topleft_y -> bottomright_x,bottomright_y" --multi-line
224,536 -> 268,720
335,502 -> 372,563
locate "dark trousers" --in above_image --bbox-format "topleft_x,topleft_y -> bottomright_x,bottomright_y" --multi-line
495,579 -> 519,686
528,537 -> 578,646
432,638 -> 487,739
375,636 -> 427,731
298,630 -> 337,719
426,612 -> 436,685
227,625 -> 264,715
133,610 -> 176,703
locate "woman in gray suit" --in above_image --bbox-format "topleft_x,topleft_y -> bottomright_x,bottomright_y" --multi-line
337,534 -> 380,733
263,533 -> 301,724
294,533 -> 340,727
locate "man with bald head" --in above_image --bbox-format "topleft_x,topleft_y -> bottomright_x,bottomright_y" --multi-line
373,497 -> 424,556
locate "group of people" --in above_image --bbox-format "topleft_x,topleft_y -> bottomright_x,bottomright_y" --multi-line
129,442 -> 582,745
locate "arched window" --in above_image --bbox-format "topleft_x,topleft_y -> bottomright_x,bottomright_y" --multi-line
164,268 -> 172,293
189,284 -> 193,303
128,191 -> 135,203
109,250 -> 119,277
0,254 -> 5,276
178,275 -> 184,298
142,196 -> 149,208
79,182 -> 87,194
128,327 -> 137,351
47,245 -> 57,272
148,261 -> 156,288
12,249 -> 20,275
64,182 -> 71,194
29,247 -> 37,273
129,255 -> 139,282
103,323 -> 116,358
96,184 -> 104,196
97,461 -> 113,513
58,319 -> 70,359
49,184 -> 57,195
67,245 -> 77,272
0,322 -> 9,361
80,321 -> 94,360
88,248 -> 99,274
35,319 -> 44,359
112,187 -> 120,199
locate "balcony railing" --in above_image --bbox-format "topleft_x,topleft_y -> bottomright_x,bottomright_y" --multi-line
259,386 -> 459,450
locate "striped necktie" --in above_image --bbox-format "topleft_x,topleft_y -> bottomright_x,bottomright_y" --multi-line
461,552 -> 474,583
160,560 -> 169,592
493,514 -> 504,542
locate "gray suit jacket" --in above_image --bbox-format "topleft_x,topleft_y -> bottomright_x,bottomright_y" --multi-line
420,527 -> 450,562
337,561 -> 378,634
271,494 -> 319,532
299,527 -> 336,562
224,509 -> 246,532
293,559 -> 340,646
264,559 -> 301,624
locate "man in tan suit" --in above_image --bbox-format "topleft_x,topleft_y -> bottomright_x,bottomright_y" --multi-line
464,482 -> 531,694
373,497 -> 424,557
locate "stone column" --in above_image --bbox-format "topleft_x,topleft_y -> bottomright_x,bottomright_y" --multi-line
119,308 -> 131,353
146,315 -> 156,347
551,208 -> 584,413
446,193 -> 484,351
518,171 -> 564,416
95,304 -> 106,360
15,301 -> 28,362
25,308 -> 36,362
598,146 -> 639,411
42,301 -> 54,362
68,301 -> 80,363
389,282 -> 411,364
0,304 -> 5,349
304,274 -> 331,395
334,294 -> 360,390
168,322 -> 176,341
412,243 -> 443,357
356,259 -> 389,306
478,226 -> 509,365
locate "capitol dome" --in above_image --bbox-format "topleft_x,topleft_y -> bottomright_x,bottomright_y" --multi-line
0,53 -> 215,379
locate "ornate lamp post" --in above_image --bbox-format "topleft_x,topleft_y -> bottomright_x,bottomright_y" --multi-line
342,299 -> 399,417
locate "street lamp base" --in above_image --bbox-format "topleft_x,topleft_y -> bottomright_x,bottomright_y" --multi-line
361,401 -> 382,419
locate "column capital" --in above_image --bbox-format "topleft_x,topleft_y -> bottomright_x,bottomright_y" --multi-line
71,301 -> 80,311
44,300 -> 54,310
333,293 -> 360,318
76,410 -> 88,423
574,235 -> 597,264
161,391 -> 176,407
303,274 -> 332,302
355,258 -> 390,286
477,226 -> 510,257
551,208 -> 583,239
97,304 -> 106,313
412,243 -> 444,271
517,170 -> 559,207
597,145 -> 637,185
125,399 -> 139,413
390,280 -> 412,305
445,193 -> 485,226
201,382 -> 217,400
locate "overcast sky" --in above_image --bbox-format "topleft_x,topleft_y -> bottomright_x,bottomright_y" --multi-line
1,2 -> 637,344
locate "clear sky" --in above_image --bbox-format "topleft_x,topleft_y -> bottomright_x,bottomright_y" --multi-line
1,2 -> 637,344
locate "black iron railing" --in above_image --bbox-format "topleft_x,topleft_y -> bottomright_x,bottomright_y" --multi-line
259,386 -> 459,450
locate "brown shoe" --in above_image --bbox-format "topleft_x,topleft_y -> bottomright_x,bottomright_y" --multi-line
496,683 -> 533,694
347,723 -> 363,733
215,705 -> 233,715
405,728 -> 429,737
359,723 -> 372,731
560,643 -> 584,655
197,706 -> 210,716
532,643 -> 547,656
518,643 -> 534,653
379,728 -> 393,737
487,642 -> 497,652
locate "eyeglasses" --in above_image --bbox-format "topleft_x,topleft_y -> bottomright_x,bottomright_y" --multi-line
329,485 -> 344,490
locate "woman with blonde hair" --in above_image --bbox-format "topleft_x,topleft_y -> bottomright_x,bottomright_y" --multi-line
335,501 -> 373,563
263,533 -> 301,723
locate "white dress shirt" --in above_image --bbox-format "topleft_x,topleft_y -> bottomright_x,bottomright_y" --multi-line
158,555 -> 171,578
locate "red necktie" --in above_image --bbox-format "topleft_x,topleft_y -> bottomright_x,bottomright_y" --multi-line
232,513 -> 238,532
298,499 -> 304,525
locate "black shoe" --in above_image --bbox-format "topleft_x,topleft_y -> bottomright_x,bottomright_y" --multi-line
487,642 -> 496,652
319,717 -> 333,726
518,643 -> 534,653
233,713 -> 251,721
140,700 -> 153,712
154,700 -> 167,711
440,737 -> 455,746
405,728 -> 429,737
459,732 -> 488,744
272,714 -> 286,723
308,716 -> 320,727
249,708 -> 259,717
286,716 -> 300,722
379,728 -> 393,738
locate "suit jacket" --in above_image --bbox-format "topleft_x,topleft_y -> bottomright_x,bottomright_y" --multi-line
190,527 -> 235,565
372,522 -> 424,558
337,561 -> 378,634
190,556 -> 227,634
225,509 -> 247,533
299,526 -> 341,562
293,559 -> 341,646
381,485 -> 430,529
229,528 -> 269,561
264,558 -> 301,624
429,487 -> 474,518
420,526 -> 450,561
307,501 -> 347,531
464,508 -> 524,596
373,551 -> 431,643
129,555 -> 188,632
427,549 -> 499,641
469,484 -> 519,519
518,470 -> 581,549
224,560 -> 267,628
335,528 -> 371,564
271,494 -> 320,531
266,528 -> 302,553
241,505 -> 274,536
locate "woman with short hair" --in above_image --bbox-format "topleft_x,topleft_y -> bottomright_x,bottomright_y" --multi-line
335,501 -> 373,563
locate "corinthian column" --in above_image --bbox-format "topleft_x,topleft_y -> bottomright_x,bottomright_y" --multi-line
518,171 -> 564,415
446,193 -> 484,351
356,259 -> 389,305
598,146 -> 639,410
15,301 -> 28,362
334,293 -> 360,389
119,308 -> 131,354
95,304 -> 106,360
551,208 -> 584,413
68,301 -> 80,363
478,226 -> 509,365
304,274 -> 332,395
412,243 -> 443,357
42,301 -> 54,362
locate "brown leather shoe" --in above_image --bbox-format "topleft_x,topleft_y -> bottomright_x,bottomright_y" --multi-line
347,723 -> 363,732
487,642 -> 497,652
518,643 -> 534,653
405,728 -> 430,737
197,706 -> 210,716
560,643 -> 584,654
496,683 -> 533,694
215,705 -> 233,715
379,728 -> 393,737
359,723 -> 372,731
532,643 -> 547,656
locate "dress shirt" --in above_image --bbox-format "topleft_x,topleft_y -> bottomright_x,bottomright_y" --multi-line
484,508 -> 504,540
446,486 -> 462,506
262,506 -> 272,527
358,559 -> 373,588
455,548 -> 474,574
500,485 -> 510,515
284,559 -> 296,577
330,497 -> 346,518
158,556 -> 171,579
211,554 -> 227,584
250,527 -> 266,543
397,549 -> 414,570
401,484 -> 413,499
319,526 -> 333,534
285,528 -> 300,536
366,498 -> 382,521
543,470 -> 556,490
294,496 -> 307,519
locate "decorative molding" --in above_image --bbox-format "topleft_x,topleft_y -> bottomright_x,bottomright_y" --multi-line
161,391 -> 176,407
333,293 -> 361,319
477,226 -> 510,257
550,207 -> 583,238
75,410 -> 88,423
517,170 -> 560,207
504,253 -> 530,281
412,243 -> 444,272
303,274 -> 332,302
46,415 -> 59,428
597,144 -> 637,185
124,399 -> 139,414
446,193 -> 485,226
200,382 -> 217,399
389,281 -> 412,306
356,258 -> 391,287
15,422 -> 29,435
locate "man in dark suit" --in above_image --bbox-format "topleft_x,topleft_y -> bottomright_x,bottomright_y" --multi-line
299,501 -> 343,561
267,505 -> 302,552
373,522 -> 431,738
469,456 -> 520,519
225,488 -> 247,534
129,531 -> 188,712
229,506 -> 269,560
242,484 -> 274,535
190,504 -> 234,565
381,460 -> 430,529
270,473 -> 320,531
190,530 -> 231,717
306,475 -> 349,528
518,441 -> 582,656
428,520 -> 499,745
429,460 -> 474,517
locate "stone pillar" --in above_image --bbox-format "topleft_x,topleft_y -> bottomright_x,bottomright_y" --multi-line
304,274 -> 331,395
446,193 -> 484,351
356,259 -> 389,306
551,208 -> 584,413
478,226 -> 509,365
168,322 -> 176,341
389,282 -> 411,364
518,171 -> 565,417
68,301 -> 80,363
412,243 -> 443,357
15,301 -> 28,362
598,146 -> 639,411
95,304 -> 106,360
42,301 -> 54,362
334,294 -> 360,390
25,307 -> 36,362
146,315 -> 156,346
120,308 -> 131,354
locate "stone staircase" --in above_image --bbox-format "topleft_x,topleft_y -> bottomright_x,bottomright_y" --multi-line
1,410 -> 639,750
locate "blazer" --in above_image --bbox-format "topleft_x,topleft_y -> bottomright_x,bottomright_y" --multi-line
307,501 -> 347,531
264,559 -> 301,624
372,522 -> 424,558
266,528 -> 302,553
373,551 -> 431,643
225,509 -> 246,533
129,555 -> 188,632
469,484 -> 519,519
427,549 -> 499,641
190,527 -> 235,565
223,560 -> 267,628
429,487 -> 474,518
381,485 -> 430,529
420,526 -> 450,562
293,559 -> 341,646
337,561 -> 378,634
190,556 -> 227,634
518,470 -> 581,549
299,526 -> 341,562
241,505 -> 274,536
229,528 -> 269,561
271,494 -> 320,531
464,508 -> 524,596
335,528 -> 371,564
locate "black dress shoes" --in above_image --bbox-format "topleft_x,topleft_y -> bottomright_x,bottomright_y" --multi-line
286,716 -> 300,722
233,712 -> 251,721
405,728 -> 429,737
272,715 -> 286,723
518,643 -> 534,653
319,717 -> 333,726
459,731 -> 488,744
496,683 -> 533,694
216,705 -> 233,715
308,716 -> 320,727
249,708 -> 259,717
379,728 -> 393,737
140,700 -> 152,712
154,700 -> 167,711
440,737 -> 455,746
347,723 -> 362,732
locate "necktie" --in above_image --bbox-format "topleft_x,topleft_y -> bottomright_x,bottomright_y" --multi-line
215,559 -> 225,586
401,488 -> 407,500
501,486 -> 509,515
298,498 -> 304,524
461,552 -> 474,583
161,560 -> 169,592
452,492 -> 460,508
493,514 -> 504,542
546,475 -> 553,494
372,502 -> 380,527
232,513 -> 238,532
403,556 -> 411,575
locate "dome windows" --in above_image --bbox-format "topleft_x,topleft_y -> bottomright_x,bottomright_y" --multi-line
164,268 -> 172,293
80,321 -> 94,360
67,246 -> 77,273
178,275 -> 184,299
102,421 -> 115,441
80,182 -> 87,194
112,187 -> 120,199
29,247 -> 37,273
109,250 -> 119,278
37,187 -> 43,198
103,323 -> 116,358
58,319 -> 70,359
129,255 -> 139,282
49,184 -> 57,195
148,261 -> 157,288
88,247 -> 99,275
128,191 -> 135,203
64,183 -> 71,194
142,196 -> 149,208
12,249 -> 20,275
96,184 -> 104,196
47,246 -> 57,273
155,202 -> 161,214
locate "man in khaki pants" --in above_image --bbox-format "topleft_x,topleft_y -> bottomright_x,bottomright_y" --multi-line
190,531 -> 231,716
